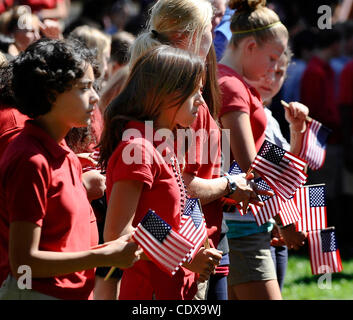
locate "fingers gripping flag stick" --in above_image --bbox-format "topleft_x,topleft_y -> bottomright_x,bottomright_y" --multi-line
132,210 -> 194,276
307,227 -> 343,275
250,140 -> 307,201
179,198 -> 208,261
295,184 -> 327,232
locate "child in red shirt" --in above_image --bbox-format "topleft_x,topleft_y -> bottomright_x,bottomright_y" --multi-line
99,45 -> 225,300
217,0 -> 288,300
0,38 -> 141,300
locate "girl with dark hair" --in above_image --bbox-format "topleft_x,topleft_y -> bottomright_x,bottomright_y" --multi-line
100,45 -> 224,300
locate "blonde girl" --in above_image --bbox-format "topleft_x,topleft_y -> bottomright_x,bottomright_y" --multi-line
217,0 -> 288,300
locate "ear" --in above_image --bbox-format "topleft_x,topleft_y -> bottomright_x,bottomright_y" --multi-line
243,36 -> 257,55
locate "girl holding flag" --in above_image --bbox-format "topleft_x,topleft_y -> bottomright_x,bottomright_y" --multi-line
126,0 -> 270,300
99,45 -> 223,300
244,47 -> 308,290
217,0 -> 290,299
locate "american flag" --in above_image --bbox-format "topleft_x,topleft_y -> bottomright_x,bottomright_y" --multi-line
249,178 -> 301,226
298,119 -> 331,171
250,178 -> 280,226
250,140 -> 307,201
278,196 -> 301,226
82,149 -> 102,173
295,184 -> 327,232
228,161 -> 243,176
179,198 -> 207,261
307,227 -> 343,275
132,210 -> 194,276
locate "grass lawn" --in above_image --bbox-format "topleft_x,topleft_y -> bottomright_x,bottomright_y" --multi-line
282,252 -> 353,300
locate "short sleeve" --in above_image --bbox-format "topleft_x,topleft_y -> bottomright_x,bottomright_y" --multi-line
109,138 -> 158,189
219,78 -> 250,118
4,154 -> 50,227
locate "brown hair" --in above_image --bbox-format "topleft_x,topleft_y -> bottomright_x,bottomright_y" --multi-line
228,0 -> 288,47
99,45 -> 205,169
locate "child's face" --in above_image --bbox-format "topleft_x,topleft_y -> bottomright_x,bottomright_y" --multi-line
51,64 -> 99,129
246,52 -> 288,103
244,34 -> 287,82
173,80 -> 205,128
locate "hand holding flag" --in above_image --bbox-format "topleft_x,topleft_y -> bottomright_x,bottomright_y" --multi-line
281,100 -> 331,170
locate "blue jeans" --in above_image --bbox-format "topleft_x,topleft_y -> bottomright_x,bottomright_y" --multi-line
270,245 -> 288,291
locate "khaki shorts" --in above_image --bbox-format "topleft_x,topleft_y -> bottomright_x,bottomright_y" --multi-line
228,232 -> 277,286
0,275 -> 59,300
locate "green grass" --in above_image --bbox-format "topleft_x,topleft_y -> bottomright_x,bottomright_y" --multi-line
282,253 -> 353,300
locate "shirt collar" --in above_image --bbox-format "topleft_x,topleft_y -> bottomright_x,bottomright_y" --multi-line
23,120 -> 71,159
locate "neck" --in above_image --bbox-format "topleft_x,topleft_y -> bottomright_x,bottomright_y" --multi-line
34,115 -> 70,143
219,47 -> 244,76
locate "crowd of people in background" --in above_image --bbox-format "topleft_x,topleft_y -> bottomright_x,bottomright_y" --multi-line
0,0 -> 352,300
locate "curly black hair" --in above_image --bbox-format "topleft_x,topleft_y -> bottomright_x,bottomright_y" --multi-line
11,38 -> 100,118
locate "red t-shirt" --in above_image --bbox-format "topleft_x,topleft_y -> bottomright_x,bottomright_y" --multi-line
0,0 -> 14,14
106,121 -> 197,300
19,0 -> 63,11
0,121 -> 98,300
183,103 -> 224,249
218,63 -> 267,152
300,56 -> 340,143
0,105 -> 28,160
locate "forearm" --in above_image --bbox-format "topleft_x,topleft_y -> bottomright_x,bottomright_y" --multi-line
289,126 -> 305,156
10,247 -> 108,279
183,172 -> 228,205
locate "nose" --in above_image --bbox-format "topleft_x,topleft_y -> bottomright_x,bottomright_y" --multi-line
195,92 -> 205,108
264,71 -> 275,85
90,87 -> 100,105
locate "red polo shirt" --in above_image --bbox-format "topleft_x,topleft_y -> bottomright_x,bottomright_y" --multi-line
300,56 -> 340,143
218,63 -> 267,152
0,105 -> 28,160
106,121 -> 197,300
183,103 -> 224,249
0,120 -> 98,300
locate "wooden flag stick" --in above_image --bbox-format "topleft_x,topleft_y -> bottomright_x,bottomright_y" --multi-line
104,266 -> 116,281
280,100 -> 312,122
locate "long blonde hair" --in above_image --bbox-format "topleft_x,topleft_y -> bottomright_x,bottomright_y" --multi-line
228,0 -> 288,47
130,0 -> 213,65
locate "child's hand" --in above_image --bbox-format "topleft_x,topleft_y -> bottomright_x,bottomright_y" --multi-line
103,233 -> 142,269
278,224 -> 306,250
82,170 -> 106,201
284,101 -> 309,133
184,247 -> 222,282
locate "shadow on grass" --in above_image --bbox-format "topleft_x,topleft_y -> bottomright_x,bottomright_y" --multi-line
290,272 -> 353,285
